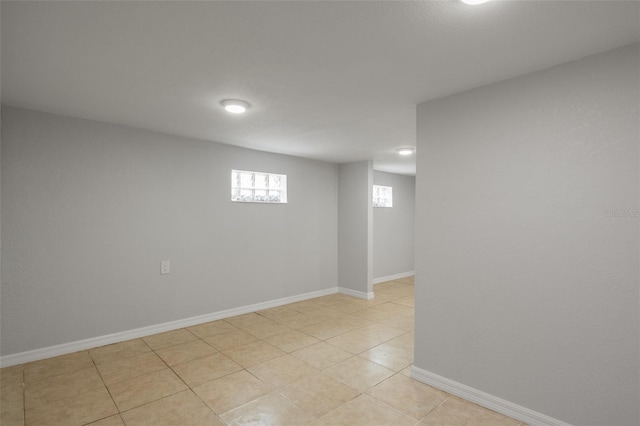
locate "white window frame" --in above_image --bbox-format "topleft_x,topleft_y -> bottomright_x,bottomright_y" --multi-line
373,185 -> 393,208
231,169 -> 288,204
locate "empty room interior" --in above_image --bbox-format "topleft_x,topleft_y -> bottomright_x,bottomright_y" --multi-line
0,2 -> 638,426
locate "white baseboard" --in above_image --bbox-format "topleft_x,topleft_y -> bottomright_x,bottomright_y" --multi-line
411,366 -> 573,426
0,287 -> 339,368
338,287 -> 375,300
373,271 -> 414,284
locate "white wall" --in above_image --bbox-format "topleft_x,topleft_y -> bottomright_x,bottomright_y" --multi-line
338,161 -> 373,298
373,171 -> 415,280
0,106 -> 339,356
415,44 -> 639,426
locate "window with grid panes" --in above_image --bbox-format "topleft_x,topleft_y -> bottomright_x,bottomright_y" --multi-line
373,185 -> 393,207
231,170 -> 287,203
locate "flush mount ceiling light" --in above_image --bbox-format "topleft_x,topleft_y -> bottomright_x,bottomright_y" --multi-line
460,0 -> 491,4
221,99 -> 251,114
396,147 -> 415,156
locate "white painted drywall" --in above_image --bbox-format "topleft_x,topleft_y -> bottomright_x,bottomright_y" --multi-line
415,44 -> 639,426
373,171 -> 415,280
338,161 -> 373,296
0,107 -> 338,356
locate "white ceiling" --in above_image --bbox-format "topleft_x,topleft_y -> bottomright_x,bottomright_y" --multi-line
2,1 -> 639,175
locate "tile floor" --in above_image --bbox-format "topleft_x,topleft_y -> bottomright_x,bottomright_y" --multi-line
0,277 -> 526,425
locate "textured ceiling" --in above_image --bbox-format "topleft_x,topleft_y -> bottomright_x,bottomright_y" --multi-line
2,1 -> 639,175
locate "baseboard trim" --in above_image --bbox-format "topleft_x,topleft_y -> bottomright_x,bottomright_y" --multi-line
338,287 -> 375,300
411,366 -> 573,426
373,271 -> 414,284
0,287 -> 339,367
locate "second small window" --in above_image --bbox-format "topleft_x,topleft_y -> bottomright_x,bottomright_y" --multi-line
373,185 -> 393,208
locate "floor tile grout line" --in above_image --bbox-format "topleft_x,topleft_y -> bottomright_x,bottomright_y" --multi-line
274,376 -> 363,422
115,387 -> 200,419
140,328 -> 200,353
108,335 -> 213,420
23,355 -> 114,424
417,395 -> 453,424
93,336 -> 200,419
154,332 -> 274,422
143,333 -> 230,422
88,350 -> 122,421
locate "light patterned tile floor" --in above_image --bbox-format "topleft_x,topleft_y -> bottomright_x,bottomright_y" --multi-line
0,277 -> 527,425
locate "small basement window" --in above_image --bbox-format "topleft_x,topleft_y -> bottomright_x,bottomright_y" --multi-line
373,185 -> 393,208
231,170 -> 287,203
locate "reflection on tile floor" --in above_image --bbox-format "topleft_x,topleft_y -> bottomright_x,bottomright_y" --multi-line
0,277 -> 526,425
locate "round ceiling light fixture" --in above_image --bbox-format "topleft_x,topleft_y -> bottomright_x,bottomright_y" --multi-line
460,0 -> 491,4
396,147 -> 415,156
221,99 -> 251,114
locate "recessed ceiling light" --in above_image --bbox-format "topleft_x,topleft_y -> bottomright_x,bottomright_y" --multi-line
396,147 -> 415,156
221,99 -> 251,114
460,0 -> 491,4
